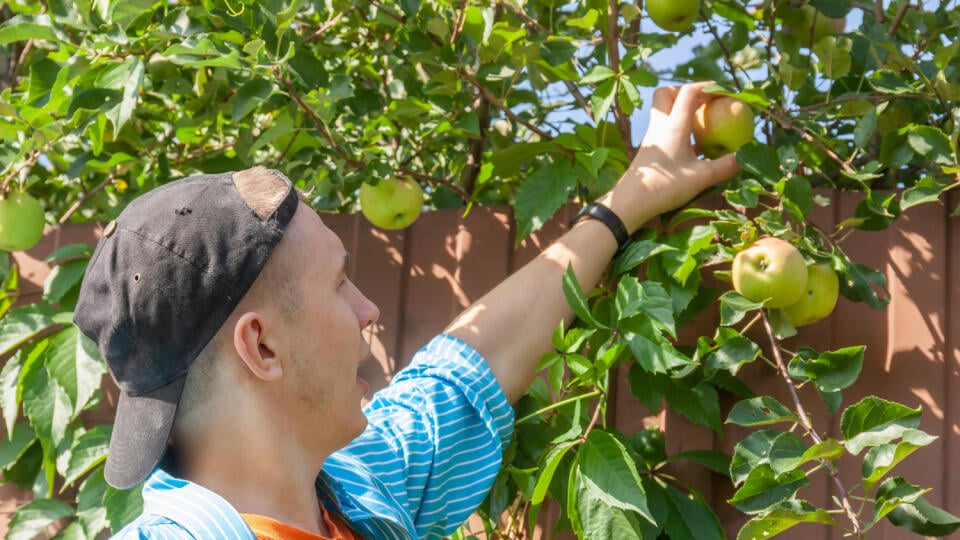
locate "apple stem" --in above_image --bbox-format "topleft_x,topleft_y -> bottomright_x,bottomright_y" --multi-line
761,311 -> 864,537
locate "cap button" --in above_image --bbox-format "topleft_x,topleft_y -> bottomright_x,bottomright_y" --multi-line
103,220 -> 117,238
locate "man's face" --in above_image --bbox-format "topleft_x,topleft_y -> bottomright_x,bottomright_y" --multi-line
277,203 -> 380,451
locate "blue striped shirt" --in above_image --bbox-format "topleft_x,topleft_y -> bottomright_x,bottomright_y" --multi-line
113,334 -> 515,539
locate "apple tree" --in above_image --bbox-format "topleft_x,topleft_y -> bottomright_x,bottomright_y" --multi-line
0,0 -> 958,538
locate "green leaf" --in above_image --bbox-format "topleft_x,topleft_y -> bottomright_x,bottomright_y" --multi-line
841,397 -> 922,455
665,381 -> 722,433
578,430 -> 653,522
706,333 -> 760,374
562,264 -> 607,329
591,80 -> 617,124
44,326 -> 106,415
730,430 -> 781,486
64,425 -> 111,488
727,396 -> 798,427
540,39 -> 577,66
106,57 -> 144,137
887,497 -> 960,536
581,65 -> 616,85
44,244 -> 94,265
768,432 -> 807,477
788,346 -> 863,392
572,471 -> 646,540
6,498 -> 75,540
838,260 -> 889,310
736,142 -> 781,185
609,238 -> 676,276
662,484 -> 724,540
812,37 -> 851,79
901,177 -> 951,210
399,0 -> 421,16
719,290 -> 764,326
22,366 -> 73,447
514,162 -> 577,241
0,14 -> 62,44
862,429 -> 937,492
77,468 -> 109,537
0,305 -> 56,357
666,450 -> 732,477
0,350 -> 23,434
728,464 -> 810,514
104,482 -> 144,533
906,126 -> 956,167
873,476 -> 928,523
737,500 -> 838,540
43,260 -> 88,305
615,278 -> 676,337
0,423 -> 36,470
854,190 -> 901,231
232,79 -> 274,122
800,439 -> 844,463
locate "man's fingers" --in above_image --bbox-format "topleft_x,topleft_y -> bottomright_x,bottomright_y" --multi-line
700,152 -> 740,186
670,81 -> 714,127
649,86 -> 679,125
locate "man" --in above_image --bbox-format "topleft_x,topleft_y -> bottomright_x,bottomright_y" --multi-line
74,82 -> 739,539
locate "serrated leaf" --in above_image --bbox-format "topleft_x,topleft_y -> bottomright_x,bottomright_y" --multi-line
0,305 -> 56,357
591,80 -> 616,123
666,450 -> 732,477
887,497 -> 960,536
719,290 -> 764,326
812,37 -> 851,79
562,264 -> 607,329
789,346 -> 864,392
874,476 -> 928,522
862,429 -> 937,492
665,381 -> 722,433
731,430 -> 782,486
800,439 -> 844,463
64,425 -> 111,488
838,261 -> 889,310
737,500 -> 838,540
232,79 -> 274,122
6,498 -> 75,540
0,423 -> 36,470
707,334 -> 761,375
609,239 -> 676,276
662,484 -> 724,540
901,177 -> 951,210
0,351 -> 23,434
21,367 -> 73,447
515,162 -> 577,241
768,432 -> 807,477
728,464 -> 809,514
104,482 -> 144,532
736,142 -> 781,185
727,396 -> 798,427
580,65 -> 615,84
615,278 -> 675,336
578,430 -> 653,522
906,126 -> 956,167
624,317 -> 691,373
43,260 -> 87,305
572,473 -> 646,540
841,397 -> 921,455
0,14 -> 63,45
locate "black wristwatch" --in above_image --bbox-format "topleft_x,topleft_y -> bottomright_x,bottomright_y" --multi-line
571,202 -> 631,253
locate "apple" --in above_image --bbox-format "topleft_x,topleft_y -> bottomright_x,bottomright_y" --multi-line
781,5 -> 845,46
692,96 -> 755,159
0,191 -> 44,252
732,237 -> 808,308
359,178 -> 424,230
646,0 -> 700,32
781,263 -> 839,327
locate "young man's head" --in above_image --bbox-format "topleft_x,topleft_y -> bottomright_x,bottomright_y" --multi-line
75,166 -> 378,489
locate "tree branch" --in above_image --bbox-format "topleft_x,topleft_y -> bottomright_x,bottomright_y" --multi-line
396,167 -> 472,203
606,0 -> 632,148
303,8 -> 352,44
761,312 -> 862,536
887,1 -> 912,36
767,110 -> 857,175
461,73 -> 552,140
59,171 -> 117,224
279,76 -> 364,170
702,7 -> 742,91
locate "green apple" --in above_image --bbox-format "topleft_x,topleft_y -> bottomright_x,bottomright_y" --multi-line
359,178 -> 424,230
781,263 -> 839,327
0,191 -> 44,252
646,0 -> 700,32
732,237 -> 808,308
692,96 -> 755,159
781,5 -> 845,46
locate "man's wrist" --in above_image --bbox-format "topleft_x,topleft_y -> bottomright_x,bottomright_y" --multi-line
571,202 -> 631,253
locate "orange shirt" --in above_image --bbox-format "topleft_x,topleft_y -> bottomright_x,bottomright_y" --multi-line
241,505 -> 360,540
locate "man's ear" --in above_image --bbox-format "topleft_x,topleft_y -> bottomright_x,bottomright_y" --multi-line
233,311 -> 283,381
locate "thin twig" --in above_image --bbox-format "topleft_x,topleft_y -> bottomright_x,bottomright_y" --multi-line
396,167 -> 472,203
461,73 -> 552,140
303,9 -> 351,44
606,0 -> 631,147
279,76 -> 364,170
887,1 -> 912,36
449,0 -> 467,44
59,172 -> 116,224
761,312 -> 863,536
0,150 -> 42,194
767,110 -> 856,175
874,0 -> 885,22
793,93 -> 930,113
702,8 -> 742,91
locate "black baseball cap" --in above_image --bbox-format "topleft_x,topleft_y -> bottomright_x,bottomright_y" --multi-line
74,170 -> 298,489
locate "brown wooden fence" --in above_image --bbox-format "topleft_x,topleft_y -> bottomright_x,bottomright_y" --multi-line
7,192 -> 959,539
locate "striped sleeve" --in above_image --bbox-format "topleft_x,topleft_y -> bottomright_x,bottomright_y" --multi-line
328,334 -> 515,539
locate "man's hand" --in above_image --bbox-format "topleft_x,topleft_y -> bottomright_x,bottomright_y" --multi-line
598,81 -> 741,234
447,82 -> 741,403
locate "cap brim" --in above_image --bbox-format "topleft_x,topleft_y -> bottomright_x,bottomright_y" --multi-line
105,375 -> 185,489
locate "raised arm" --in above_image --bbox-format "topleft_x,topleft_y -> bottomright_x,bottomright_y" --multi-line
445,82 -> 741,403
